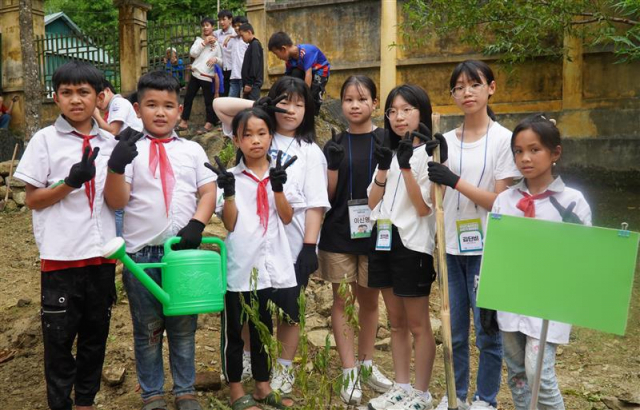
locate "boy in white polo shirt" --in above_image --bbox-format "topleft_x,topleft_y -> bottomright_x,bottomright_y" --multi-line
14,61 -> 117,410
104,71 -> 217,410
93,79 -> 143,135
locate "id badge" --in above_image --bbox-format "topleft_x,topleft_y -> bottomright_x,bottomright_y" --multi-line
348,199 -> 372,239
456,218 -> 484,252
375,219 -> 392,251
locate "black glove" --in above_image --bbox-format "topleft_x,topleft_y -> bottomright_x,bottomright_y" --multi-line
411,123 -> 432,144
325,128 -> 345,171
254,94 -> 288,114
65,146 -> 100,188
205,156 -> 235,198
295,243 -> 318,287
374,135 -> 393,170
426,133 -> 448,164
479,308 -> 500,337
108,128 -> 144,174
396,133 -> 414,169
549,196 -> 583,224
428,161 -> 460,188
269,150 -> 298,193
174,219 -> 205,250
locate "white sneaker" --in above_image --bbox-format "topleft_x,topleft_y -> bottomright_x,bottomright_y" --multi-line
435,396 -> 470,410
270,364 -> 295,394
363,364 -> 393,393
469,398 -> 496,409
241,353 -> 251,382
340,369 -> 362,405
388,390 -> 433,410
368,384 -> 412,410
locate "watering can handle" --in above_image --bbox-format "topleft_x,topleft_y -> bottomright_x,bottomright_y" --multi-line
163,236 -> 227,291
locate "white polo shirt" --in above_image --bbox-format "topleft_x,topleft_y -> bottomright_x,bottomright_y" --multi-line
214,27 -> 236,71
122,132 -> 216,253
222,159 -> 306,292
227,36 -> 249,81
268,133 -> 331,259
14,116 -> 117,260
442,122 -> 521,255
107,94 -> 143,132
492,177 -> 592,344
367,144 -> 436,254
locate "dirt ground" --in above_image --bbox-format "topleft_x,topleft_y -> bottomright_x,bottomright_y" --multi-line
0,177 -> 638,410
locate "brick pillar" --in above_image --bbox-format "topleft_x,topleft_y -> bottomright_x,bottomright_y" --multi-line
115,0 -> 151,96
0,0 -> 45,130
246,0 -> 268,90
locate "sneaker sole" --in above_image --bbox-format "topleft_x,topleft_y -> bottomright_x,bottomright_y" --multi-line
366,379 -> 393,393
340,393 -> 362,405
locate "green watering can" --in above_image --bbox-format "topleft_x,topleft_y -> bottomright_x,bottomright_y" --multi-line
103,236 -> 227,316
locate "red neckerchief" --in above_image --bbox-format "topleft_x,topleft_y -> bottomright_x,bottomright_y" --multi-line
516,190 -> 554,218
103,110 -> 109,122
72,131 -> 96,215
242,170 -> 270,236
148,136 -> 176,216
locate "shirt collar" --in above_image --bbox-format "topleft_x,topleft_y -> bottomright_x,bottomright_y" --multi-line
511,176 -> 566,194
143,129 -> 181,141
232,157 -> 273,178
54,115 -> 102,137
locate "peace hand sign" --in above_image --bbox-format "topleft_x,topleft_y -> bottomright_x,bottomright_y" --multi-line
109,128 -> 145,174
325,128 -> 345,170
254,94 -> 289,114
205,156 -> 235,198
270,150 -> 298,192
374,132 -> 393,171
549,196 -> 583,224
65,146 -> 101,188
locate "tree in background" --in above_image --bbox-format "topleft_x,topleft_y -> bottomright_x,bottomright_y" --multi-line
401,0 -> 640,64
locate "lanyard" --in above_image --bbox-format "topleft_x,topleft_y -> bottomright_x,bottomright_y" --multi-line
457,121 -> 491,211
274,135 -> 296,158
382,143 -> 424,213
347,131 -> 374,201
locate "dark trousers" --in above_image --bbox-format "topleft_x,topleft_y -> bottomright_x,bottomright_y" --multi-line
222,69 -> 231,97
41,264 -> 116,410
181,75 -> 217,125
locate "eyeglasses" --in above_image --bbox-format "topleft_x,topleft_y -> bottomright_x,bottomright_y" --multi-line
450,83 -> 487,99
385,106 -> 417,119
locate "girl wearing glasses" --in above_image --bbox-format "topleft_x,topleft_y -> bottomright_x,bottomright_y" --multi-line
428,60 -> 520,410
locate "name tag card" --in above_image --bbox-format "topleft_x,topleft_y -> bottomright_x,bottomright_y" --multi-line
348,199 -> 372,239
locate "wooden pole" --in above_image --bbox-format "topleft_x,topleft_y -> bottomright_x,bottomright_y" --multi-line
1,144 -> 20,211
432,113 -> 458,409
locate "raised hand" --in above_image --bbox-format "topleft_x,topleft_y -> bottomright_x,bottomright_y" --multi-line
108,128 -> 144,174
324,128 -> 345,171
425,132 -> 448,164
269,150 -> 297,192
427,161 -> 460,188
66,146 -> 100,188
373,133 -> 393,170
411,122 -> 432,144
254,94 -> 289,114
205,156 -> 236,198
396,132 -> 414,170
549,196 -> 583,224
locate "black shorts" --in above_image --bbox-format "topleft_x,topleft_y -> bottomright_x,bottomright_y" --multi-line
368,225 -> 436,297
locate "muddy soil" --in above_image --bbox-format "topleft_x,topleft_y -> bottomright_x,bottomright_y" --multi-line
0,163 -> 638,410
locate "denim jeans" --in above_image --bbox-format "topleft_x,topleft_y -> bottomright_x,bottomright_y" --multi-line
447,254 -> 503,406
229,79 -> 242,98
503,331 -> 565,410
0,113 -> 11,129
122,246 -> 198,401
115,209 -> 124,237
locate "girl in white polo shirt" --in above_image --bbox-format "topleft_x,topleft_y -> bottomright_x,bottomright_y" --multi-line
212,107 -> 303,410
493,114 -> 591,410
367,84 -> 442,410
428,60 -> 521,410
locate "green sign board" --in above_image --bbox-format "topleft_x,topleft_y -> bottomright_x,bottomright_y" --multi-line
476,214 -> 638,335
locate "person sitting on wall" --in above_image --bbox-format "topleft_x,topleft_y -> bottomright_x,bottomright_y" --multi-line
0,94 -> 19,129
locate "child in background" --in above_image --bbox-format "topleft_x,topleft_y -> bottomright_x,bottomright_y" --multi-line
0,93 -> 18,129
213,77 -> 330,395
428,60 -> 520,410
223,15 -> 249,98
177,17 -> 222,134
213,9 -> 235,96
238,23 -> 264,101
267,31 -> 330,116
210,107 -> 302,410
93,79 -> 143,135
164,47 -> 185,86
318,75 -> 392,405
14,61 -> 117,410
104,71 -> 217,410
493,114 -> 591,410
366,84 -> 441,410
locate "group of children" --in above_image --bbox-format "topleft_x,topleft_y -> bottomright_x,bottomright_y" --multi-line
173,10 -> 331,136
15,40 -> 589,410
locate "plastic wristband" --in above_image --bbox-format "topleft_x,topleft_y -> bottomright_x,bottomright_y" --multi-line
224,195 -> 235,202
374,178 -> 386,187
49,180 -> 65,189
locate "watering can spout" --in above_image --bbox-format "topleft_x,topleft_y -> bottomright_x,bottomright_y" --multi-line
102,237 -> 171,306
